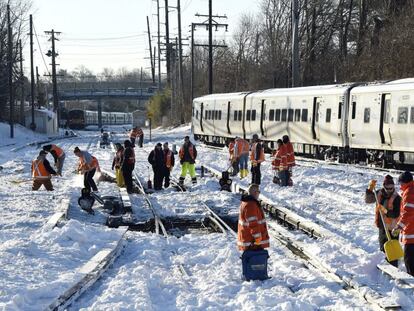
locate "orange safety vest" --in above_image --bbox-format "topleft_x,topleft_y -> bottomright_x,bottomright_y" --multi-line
179,145 -> 195,160
375,191 -> 398,230
165,150 -> 173,168
229,141 -> 235,160
234,139 -> 249,158
79,155 -> 99,172
285,142 -> 296,167
136,128 -> 143,137
51,144 -> 64,158
397,181 -> 414,245
129,128 -> 139,139
250,142 -> 265,163
272,145 -> 287,171
237,196 -> 270,251
32,159 -> 50,179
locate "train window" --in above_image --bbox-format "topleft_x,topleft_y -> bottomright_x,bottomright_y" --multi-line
384,99 -> 390,123
352,102 -> 356,119
196,110 -> 199,120
205,110 -> 208,119
214,110 -> 218,120
364,108 -> 370,123
234,111 -> 238,121
208,110 -> 212,120
246,110 -> 251,121
301,109 -> 308,122
275,109 -> 281,121
238,110 -> 242,121
219,111 -> 222,120
411,107 -> 414,123
251,110 -> 256,121
398,107 -> 408,124
338,102 -> 342,119
326,108 -> 331,123
294,109 -> 301,121
288,109 -> 294,122
281,109 -> 287,122
269,109 -> 275,121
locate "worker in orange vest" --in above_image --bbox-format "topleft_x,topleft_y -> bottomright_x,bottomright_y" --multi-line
283,135 -> 295,186
31,150 -> 57,191
238,184 -> 270,280
234,137 -> 250,179
162,142 -> 175,188
42,144 -> 65,176
392,171 -> 414,276
179,136 -> 197,185
112,143 -> 125,187
137,127 -> 144,147
122,140 -> 136,193
365,175 -> 401,267
228,138 -> 239,176
129,127 -> 139,147
272,139 -> 289,186
74,147 -> 100,192
250,134 -> 265,185
148,143 -> 165,190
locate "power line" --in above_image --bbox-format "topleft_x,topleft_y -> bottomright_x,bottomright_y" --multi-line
33,22 -> 51,78
61,34 -> 147,41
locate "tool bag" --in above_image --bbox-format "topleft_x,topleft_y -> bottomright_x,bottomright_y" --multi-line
241,249 -> 269,281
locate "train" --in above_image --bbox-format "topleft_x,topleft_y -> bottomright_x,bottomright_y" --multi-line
67,109 -> 132,129
192,78 -> 414,167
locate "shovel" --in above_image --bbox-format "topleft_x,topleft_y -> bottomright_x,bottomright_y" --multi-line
373,190 -> 404,262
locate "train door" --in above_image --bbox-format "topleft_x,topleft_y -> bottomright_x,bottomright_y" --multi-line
260,100 -> 266,137
312,97 -> 321,141
226,101 -> 231,135
380,93 -> 392,145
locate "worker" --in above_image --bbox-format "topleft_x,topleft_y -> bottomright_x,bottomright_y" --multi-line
179,136 -> 197,185
237,184 -> 270,280
272,139 -> 289,186
282,135 -> 295,186
129,127 -> 139,147
250,134 -> 265,185
122,140 -> 135,193
73,147 -> 99,193
42,144 -> 65,176
31,150 -> 57,191
137,127 -> 144,148
148,143 -> 165,190
228,138 -> 239,176
112,143 -> 125,187
392,171 -> 414,276
162,142 -> 175,188
365,175 -> 401,267
234,137 -> 250,179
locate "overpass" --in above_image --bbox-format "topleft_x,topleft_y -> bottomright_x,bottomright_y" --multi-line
58,87 -> 155,101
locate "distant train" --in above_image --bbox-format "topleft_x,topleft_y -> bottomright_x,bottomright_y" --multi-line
67,109 -> 132,129
192,78 -> 414,167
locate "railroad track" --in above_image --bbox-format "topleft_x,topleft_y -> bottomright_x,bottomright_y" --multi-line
200,162 -> 414,310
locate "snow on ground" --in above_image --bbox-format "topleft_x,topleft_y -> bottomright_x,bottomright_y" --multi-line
1,123 -> 413,310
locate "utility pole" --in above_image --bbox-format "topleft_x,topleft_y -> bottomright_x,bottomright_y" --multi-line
191,13 -> 227,98
29,15 -> 36,130
208,0 -> 213,94
292,0 -> 300,87
36,66 -> 41,108
45,29 -> 61,128
146,16 -> 155,84
19,40 -> 25,125
165,0 -> 171,87
177,0 -> 184,123
156,0 -> 162,89
7,5 -> 14,138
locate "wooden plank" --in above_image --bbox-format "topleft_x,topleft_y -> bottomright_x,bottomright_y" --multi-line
43,199 -> 70,231
377,262 -> 414,289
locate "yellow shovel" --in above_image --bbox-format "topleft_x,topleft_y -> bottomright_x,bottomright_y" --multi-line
373,190 -> 404,262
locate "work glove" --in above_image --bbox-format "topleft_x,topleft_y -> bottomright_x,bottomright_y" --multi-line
368,179 -> 377,191
391,228 -> 400,237
378,204 -> 388,214
252,162 -> 257,167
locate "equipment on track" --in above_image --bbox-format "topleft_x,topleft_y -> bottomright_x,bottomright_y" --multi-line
77,188 -> 124,215
241,249 -> 270,281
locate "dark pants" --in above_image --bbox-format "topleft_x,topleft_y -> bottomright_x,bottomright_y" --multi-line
163,168 -> 171,188
153,167 -> 163,190
251,163 -> 261,185
32,178 -> 54,191
379,228 -> 399,267
130,137 -> 136,146
405,244 -> 414,276
122,164 -> 134,193
278,170 -> 289,187
84,169 -> 98,192
231,160 -> 239,176
138,135 -> 143,148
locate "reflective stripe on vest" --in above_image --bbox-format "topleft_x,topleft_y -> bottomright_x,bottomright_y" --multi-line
375,191 -> 398,230
32,159 -> 50,179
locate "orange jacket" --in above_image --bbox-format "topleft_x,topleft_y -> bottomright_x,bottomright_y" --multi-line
234,138 -> 249,158
250,142 -> 264,163
229,141 -> 235,160
285,142 -> 296,167
129,128 -> 139,139
237,195 -> 270,251
397,181 -> 414,244
32,159 -> 51,179
164,150 -> 174,168
375,190 -> 400,230
272,145 -> 287,171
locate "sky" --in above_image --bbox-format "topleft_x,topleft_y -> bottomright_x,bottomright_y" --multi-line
24,0 -> 259,78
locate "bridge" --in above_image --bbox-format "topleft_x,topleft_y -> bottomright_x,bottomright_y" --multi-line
58,87 -> 156,101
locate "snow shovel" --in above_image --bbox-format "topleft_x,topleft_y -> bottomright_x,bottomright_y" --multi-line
373,190 -> 404,262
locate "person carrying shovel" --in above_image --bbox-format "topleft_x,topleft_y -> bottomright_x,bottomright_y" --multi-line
365,175 -> 401,267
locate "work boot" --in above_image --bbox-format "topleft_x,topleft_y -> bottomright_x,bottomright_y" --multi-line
179,176 -> 185,185
240,170 -> 244,179
191,177 -> 197,184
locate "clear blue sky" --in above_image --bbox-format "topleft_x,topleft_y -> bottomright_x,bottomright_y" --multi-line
25,0 -> 258,76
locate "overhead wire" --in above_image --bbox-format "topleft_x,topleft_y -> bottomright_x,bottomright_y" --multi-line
32,22 -> 52,79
